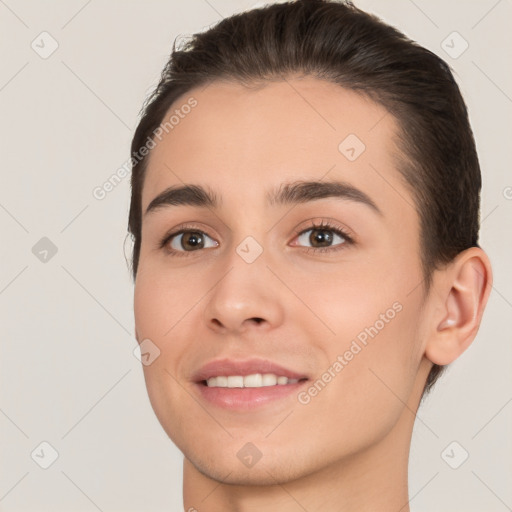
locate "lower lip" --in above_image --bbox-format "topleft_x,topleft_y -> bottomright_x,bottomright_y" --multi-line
195,380 -> 308,410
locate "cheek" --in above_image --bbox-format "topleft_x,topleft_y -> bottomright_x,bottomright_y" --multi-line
134,270 -> 184,389
294,308 -> 421,454
134,264 -> 194,342
303,263 -> 423,432
133,265 -> 205,363
134,270 -> 191,443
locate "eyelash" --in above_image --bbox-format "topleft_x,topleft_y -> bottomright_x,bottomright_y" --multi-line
158,220 -> 354,258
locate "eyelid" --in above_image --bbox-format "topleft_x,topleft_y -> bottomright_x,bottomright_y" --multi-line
292,217 -> 355,243
159,222 -> 213,244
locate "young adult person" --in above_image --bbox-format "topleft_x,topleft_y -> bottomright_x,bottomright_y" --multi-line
127,1 -> 492,510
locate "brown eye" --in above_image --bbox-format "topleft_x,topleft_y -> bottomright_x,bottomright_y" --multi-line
296,225 -> 347,249
167,230 -> 218,253
304,228 -> 335,247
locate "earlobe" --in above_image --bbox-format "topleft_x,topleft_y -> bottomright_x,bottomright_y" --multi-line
425,247 -> 493,366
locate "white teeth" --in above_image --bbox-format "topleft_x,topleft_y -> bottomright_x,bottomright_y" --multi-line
244,373 -> 262,387
262,373 -> 277,386
227,376 -> 244,388
216,376 -> 228,387
205,373 -> 302,388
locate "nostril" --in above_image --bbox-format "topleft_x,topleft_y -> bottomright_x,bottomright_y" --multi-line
251,317 -> 264,324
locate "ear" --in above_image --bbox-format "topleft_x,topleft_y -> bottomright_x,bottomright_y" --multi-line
424,247 -> 493,366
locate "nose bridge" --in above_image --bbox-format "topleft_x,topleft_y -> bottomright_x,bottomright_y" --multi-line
202,229 -> 285,332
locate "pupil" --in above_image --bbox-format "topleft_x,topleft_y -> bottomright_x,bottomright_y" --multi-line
312,229 -> 332,247
184,232 -> 203,250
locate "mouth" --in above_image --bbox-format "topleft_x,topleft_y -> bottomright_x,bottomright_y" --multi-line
192,358 -> 310,410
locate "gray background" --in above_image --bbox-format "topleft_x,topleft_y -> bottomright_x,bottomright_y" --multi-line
0,0 -> 510,510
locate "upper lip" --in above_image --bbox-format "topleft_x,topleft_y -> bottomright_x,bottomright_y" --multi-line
192,358 -> 309,382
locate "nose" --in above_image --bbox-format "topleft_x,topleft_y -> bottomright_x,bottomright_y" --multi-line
202,254 -> 285,335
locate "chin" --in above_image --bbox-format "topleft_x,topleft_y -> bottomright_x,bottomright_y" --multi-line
181,435 -> 323,487
188,451 -> 311,486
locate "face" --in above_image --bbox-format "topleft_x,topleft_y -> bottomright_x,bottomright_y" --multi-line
134,77 -> 433,485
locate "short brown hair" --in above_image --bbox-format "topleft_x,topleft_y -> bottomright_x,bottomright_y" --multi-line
127,0 -> 483,397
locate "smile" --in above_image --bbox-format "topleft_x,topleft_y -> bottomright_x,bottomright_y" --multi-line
192,357 -> 310,410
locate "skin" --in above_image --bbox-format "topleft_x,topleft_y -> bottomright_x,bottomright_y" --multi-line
133,76 -> 492,512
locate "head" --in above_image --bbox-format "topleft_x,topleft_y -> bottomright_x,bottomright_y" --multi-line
128,0 -> 491,486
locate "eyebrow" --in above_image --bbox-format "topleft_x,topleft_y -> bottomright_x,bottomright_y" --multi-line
144,180 -> 382,217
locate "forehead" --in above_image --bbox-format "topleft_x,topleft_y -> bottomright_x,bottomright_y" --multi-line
141,77 -> 410,219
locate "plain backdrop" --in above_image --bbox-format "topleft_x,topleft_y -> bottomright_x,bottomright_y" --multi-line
1,0 -> 511,510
